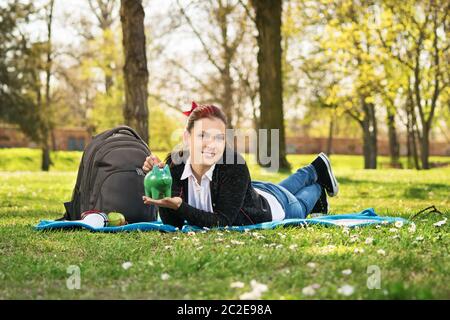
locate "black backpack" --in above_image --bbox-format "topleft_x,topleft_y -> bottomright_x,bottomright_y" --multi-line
60,125 -> 158,223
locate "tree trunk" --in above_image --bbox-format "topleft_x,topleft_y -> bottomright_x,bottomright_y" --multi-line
361,101 -> 377,169
222,64 -> 234,128
386,108 -> 400,168
41,0 -> 55,171
420,125 -> 430,169
120,0 -> 149,143
406,81 -> 420,169
250,0 -> 290,171
411,116 -> 421,170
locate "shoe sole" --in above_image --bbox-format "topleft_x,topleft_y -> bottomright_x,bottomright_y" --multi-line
319,152 -> 339,197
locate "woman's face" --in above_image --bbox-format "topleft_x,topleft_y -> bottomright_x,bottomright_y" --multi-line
185,117 -> 226,167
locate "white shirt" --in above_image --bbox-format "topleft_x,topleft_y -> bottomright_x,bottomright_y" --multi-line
180,156 -> 285,222
254,188 -> 285,221
180,157 -> 216,212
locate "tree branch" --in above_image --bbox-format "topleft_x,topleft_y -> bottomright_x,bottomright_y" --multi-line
176,0 -> 224,73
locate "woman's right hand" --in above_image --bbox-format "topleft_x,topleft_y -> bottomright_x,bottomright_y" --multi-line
142,154 -> 164,173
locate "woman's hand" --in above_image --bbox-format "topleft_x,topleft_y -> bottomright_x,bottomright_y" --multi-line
143,196 -> 182,210
142,154 -> 164,173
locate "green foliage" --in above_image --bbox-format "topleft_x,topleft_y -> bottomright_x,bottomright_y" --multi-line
88,79 -> 125,133
149,103 -> 184,151
0,0 -> 43,141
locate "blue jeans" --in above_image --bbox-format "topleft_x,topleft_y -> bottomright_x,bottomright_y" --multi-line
251,164 -> 322,219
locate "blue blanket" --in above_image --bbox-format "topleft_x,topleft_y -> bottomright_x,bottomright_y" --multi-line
34,208 -> 407,233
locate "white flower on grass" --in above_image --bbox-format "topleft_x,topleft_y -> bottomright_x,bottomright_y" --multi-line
394,221 -> 404,228
231,240 -> 244,245
250,280 -> 268,293
230,281 -> 245,289
433,218 -> 447,227
239,280 -> 268,300
354,248 -> 365,254
278,233 -> 286,239
408,223 -> 416,233
415,236 -> 424,241
289,244 -> 298,250
251,232 -> 262,238
349,235 -> 359,243
342,227 -> 350,235
381,220 -> 389,225
307,262 -> 317,269
365,237 -> 374,245
375,225 -> 381,229
391,235 -> 400,240
377,249 -> 386,256
337,284 -> 355,296
322,245 -> 337,253
164,245 -> 173,250
161,273 -> 170,281
342,269 -> 352,275
122,261 -> 133,270
239,291 -> 260,300
187,231 -> 196,236
302,284 -> 320,296
389,228 -> 398,233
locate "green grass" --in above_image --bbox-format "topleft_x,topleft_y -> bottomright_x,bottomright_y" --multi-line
0,148 -> 449,299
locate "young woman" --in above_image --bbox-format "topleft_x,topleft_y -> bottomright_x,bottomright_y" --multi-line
142,102 -> 339,229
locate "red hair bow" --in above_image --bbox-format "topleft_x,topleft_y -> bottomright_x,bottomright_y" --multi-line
182,101 -> 199,116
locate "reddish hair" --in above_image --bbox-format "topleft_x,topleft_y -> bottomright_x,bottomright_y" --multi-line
185,103 -> 227,132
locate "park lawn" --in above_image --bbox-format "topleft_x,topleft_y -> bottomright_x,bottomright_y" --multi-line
0,148 -> 449,299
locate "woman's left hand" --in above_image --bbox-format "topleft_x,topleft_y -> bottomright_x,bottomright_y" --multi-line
143,196 -> 182,210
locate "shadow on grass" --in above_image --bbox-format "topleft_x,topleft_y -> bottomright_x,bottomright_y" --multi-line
336,177 -> 449,199
402,183 -> 450,199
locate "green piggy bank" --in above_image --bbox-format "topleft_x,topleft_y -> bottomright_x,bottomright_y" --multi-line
144,164 -> 173,199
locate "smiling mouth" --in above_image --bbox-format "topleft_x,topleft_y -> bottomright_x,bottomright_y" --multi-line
202,151 -> 216,158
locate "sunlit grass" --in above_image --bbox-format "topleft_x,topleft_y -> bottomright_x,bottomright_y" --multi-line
0,148 -> 448,299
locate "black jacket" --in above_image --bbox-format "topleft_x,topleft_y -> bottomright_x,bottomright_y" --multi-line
158,147 -> 273,228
